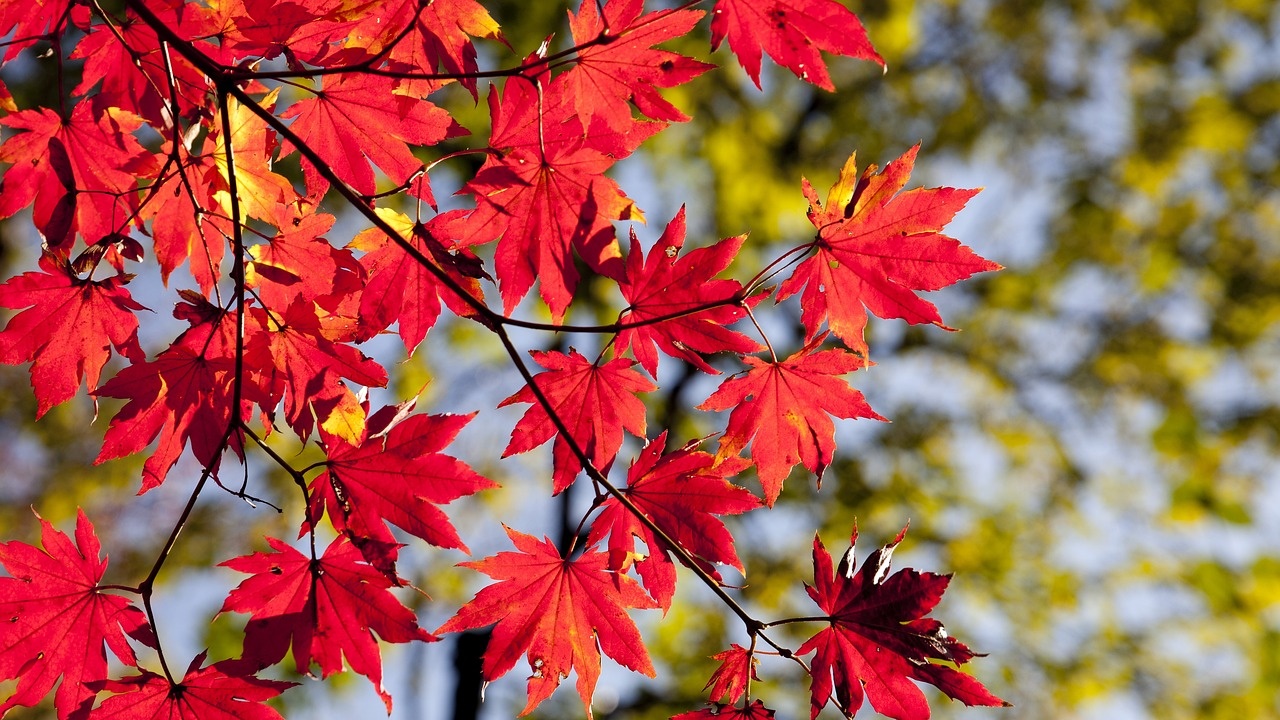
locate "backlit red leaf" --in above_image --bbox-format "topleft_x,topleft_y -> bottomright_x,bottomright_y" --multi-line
586,432 -> 758,610
710,0 -> 883,91
0,252 -> 146,417
0,510 -> 152,719
279,73 -> 463,196
441,77 -> 644,319
89,655 -> 293,720
699,333 -> 883,505
219,536 -> 433,712
0,99 -> 156,248
565,0 -> 713,130
500,349 -> 655,494
616,207 -> 761,376
308,408 -> 497,571
777,145 -> 1000,354
436,527 -> 656,718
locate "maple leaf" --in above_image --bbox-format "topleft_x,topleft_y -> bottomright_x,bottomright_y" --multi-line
0,98 -> 157,248
441,76 -> 645,320
142,144 -> 232,295
616,207 -> 761,377
94,293 -> 246,492
351,207 -> 487,354
565,0 -> 713,131
500,349 -> 655,494
348,0 -> 504,96
704,643 -> 759,705
279,73 -> 463,196
308,407 -> 497,572
436,527 -> 657,718
777,145 -> 1000,354
69,6 -> 210,127
0,251 -> 146,418
0,509 -> 153,719
674,699 -> 776,719
89,654 -> 294,720
219,535 -> 432,712
246,203 -> 359,306
586,432 -> 758,610
798,525 -> 1008,720
0,0 -> 73,60
211,89 -> 297,224
699,333 -> 883,506
245,297 -> 388,440
709,0 -> 883,91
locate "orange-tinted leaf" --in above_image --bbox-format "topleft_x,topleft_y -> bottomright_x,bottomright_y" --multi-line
143,145 -> 231,295
436,527 -> 656,718
698,333 -> 883,505
500,349 -> 654,494
778,145 -> 1000,354
211,89 -> 296,224
710,0 -> 883,91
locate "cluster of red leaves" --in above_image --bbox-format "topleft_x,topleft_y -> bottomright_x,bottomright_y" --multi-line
0,0 -> 1005,718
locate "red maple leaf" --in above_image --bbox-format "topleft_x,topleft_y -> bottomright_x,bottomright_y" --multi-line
279,73 -> 463,196
308,407 -> 497,572
441,76 -> 644,319
698,333 -> 883,506
616,207 -> 761,377
709,0 -> 883,91
0,252 -> 146,418
246,203 -> 359,306
0,98 -> 157,248
586,432 -> 758,610
565,0 -> 713,130
436,527 -> 657,718
704,643 -> 759,704
0,510 -> 153,719
69,6 -> 210,127
349,0 -> 504,96
88,654 -> 294,720
142,144 -> 232,296
245,297 -> 388,439
500,349 -> 655,494
674,699 -> 776,719
219,535 -> 433,712
0,0 -> 73,61
777,145 -> 1000,354
94,293 -> 246,492
798,525 -> 1008,720
351,207 -> 487,354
